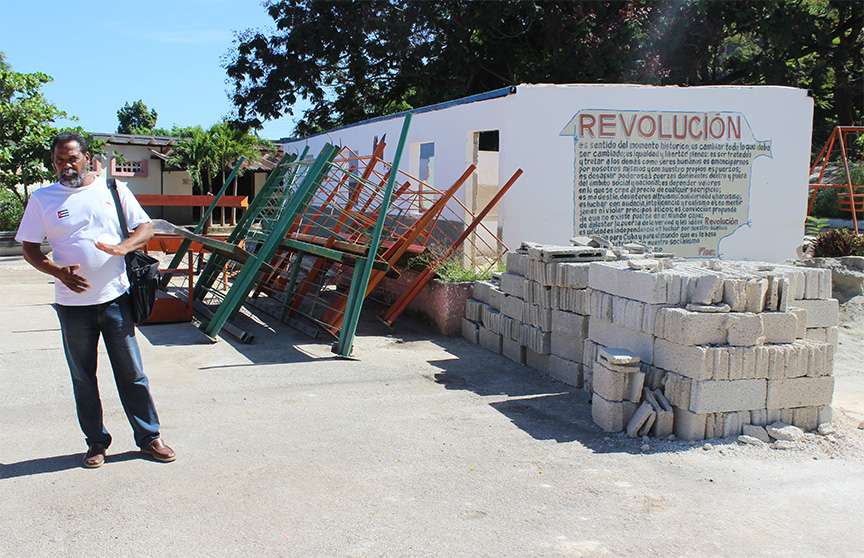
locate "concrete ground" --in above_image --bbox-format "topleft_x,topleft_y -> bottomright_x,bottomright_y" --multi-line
2,255 -> 863,558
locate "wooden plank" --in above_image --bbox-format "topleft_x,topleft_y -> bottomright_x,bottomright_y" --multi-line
136,194 -> 248,207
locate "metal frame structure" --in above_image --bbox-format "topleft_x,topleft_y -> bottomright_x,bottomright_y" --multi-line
808,126 -> 864,233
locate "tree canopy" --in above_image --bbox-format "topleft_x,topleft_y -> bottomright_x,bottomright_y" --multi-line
117,99 -> 159,134
225,0 -> 862,145
0,52 -> 102,213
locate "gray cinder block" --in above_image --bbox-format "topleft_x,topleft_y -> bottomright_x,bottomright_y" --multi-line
761,311 -> 799,344
626,401 -> 656,438
552,309 -> 588,339
593,361 -> 644,402
548,355 -> 583,388
589,318 -> 654,365
645,388 -> 674,438
505,252 -> 528,277
673,406 -> 707,440
726,312 -> 766,347
478,326 -> 503,355
592,393 -> 638,433
790,298 -> 839,328
767,376 -> 835,409
525,347 -> 550,373
653,339 -> 712,381
500,272 -> 528,298
502,336 -> 525,365
688,379 -> 767,413
461,317 -> 479,344
588,261 -> 669,304
551,332 -> 585,363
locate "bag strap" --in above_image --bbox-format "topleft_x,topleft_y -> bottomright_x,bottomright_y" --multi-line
107,178 -> 130,240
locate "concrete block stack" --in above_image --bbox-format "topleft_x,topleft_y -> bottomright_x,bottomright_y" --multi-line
583,259 -> 837,440
463,244 -> 838,441
462,243 -> 605,388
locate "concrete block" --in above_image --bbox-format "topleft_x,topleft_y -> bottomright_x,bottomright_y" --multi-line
673,406 -> 707,441
588,261 -> 668,304
461,317 -> 479,344
790,298 -> 839,328
592,394 -> 638,433
465,299 -> 483,322
767,376 -> 835,409
777,277 -> 790,312
767,408 -> 794,425
658,307 -> 728,346
818,405 -> 833,426
548,356 -> 583,388
761,311 -> 798,344
505,251 -> 528,277
646,388 -> 674,438
478,326 -> 503,354
556,262 -> 591,288
784,342 -> 806,379
712,347 -> 730,381
500,272 -> 527,298
789,307 -> 807,338
590,290 -> 614,322
740,346 -> 756,380
525,347 -> 550,373
722,411 -> 748,437
487,284 -> 505,311
593,362 -> 644,402
728,347 -> 745,380
723,278 -> 747,312
766,344 -> 787,380
502,295 -> 525,322
626,401 -> 656,437
745,278 -> 769,313
663,372 -> 693,409
692,273 -> 723,305
689,379 -> 767,413
750,409 -> 768,426
644,365 -> 667,390
521,324 -> 551,354
589,318 -> 654,365
551,310 -> 588,339
792,406 -> 820,432
582,339 -> 600,369
502,336 -> 525,365
742,423 -> 771,443
472,280 -> 495,306
654,339 -> 711,381
726,312 -> 765,347
550,332 -> 584,362
753,345 -> 769,379
598,346 -> 641,368
526,304 -> 552,332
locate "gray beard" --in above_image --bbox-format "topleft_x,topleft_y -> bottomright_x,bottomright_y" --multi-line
59,171 -> 86,188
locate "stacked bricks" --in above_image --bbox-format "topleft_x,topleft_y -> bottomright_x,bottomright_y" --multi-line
583,259 -> 837,440
464,245 -> 839,441
462,243 -> 604,387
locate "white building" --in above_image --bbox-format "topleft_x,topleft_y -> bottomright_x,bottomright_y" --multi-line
280,84 -> 814,262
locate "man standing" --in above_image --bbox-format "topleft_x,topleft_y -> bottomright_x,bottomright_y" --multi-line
15,131 -> 175,468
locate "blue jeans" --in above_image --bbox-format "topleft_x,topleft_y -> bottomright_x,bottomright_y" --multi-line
54,293 -> 161,449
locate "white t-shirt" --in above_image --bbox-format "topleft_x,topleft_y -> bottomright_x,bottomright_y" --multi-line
16,177 -> 152,306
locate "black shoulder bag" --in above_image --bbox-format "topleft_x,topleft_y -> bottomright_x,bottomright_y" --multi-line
108,178 -> 160,324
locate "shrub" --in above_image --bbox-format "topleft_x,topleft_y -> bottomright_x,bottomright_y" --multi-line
0,190 -> 24,231
434,259 -> 494,282
809,227 -> 864,257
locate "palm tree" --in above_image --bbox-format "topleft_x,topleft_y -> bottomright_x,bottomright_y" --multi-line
166,126 -> 215,196
208,120 -> 273,224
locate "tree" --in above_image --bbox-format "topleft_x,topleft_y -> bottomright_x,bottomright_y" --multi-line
165,126 -> 214,195
226,0 -> 861,149
0,53 -> 102,217
117,99 -> 158,134
224,0 -> 653,134
638,0 -> 863,148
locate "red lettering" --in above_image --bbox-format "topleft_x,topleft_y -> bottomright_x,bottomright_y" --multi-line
638,115 -> 656,137
619,114 -> 637,138
689,116 -> 703,139
709,116 -> 725,139
599,114 -> 616,137
580,114 -> 596,138
727,115 -> 741,140
658,115 -> 672,139
673,115 -> 688,139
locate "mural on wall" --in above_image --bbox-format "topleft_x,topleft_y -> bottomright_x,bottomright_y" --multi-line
561,110 -> 771,257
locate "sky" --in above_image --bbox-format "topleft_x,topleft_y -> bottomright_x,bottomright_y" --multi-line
0,0 -> 302,140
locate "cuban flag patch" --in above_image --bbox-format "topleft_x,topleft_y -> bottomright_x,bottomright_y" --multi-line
57,209 -> 69,219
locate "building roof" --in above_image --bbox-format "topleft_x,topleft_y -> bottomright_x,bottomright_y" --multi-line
90,133 -> 185,147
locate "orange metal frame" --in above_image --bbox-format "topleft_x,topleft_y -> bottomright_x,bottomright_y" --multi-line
808,126 -> 864,234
